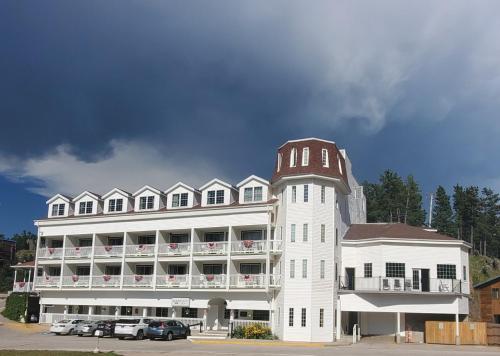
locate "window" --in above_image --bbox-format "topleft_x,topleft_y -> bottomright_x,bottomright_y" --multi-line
302,147 -> 309,166
170,233 -> 189,243
156,308 -> 169,317
302,259 -> 307,278
205,232 -> 226,242
105,265 -> 121,275
240,263 -> 261,274
139,196 -> 154,210
492,288 -> 500,300
364,263 -> 372,278
321,224 -> 326,243
321,148 -> 329,167
289,308 -> 294,327
168,264 -> 187,275
303,185 -> 309,202
203,264 -> 224,275
301,308 -> 306,327
172,193 -> 188,207
277,153 -> 282,172
109,198 -> 123,212
386,263 -> 405,278
338,154 -> 343,174
319,309 -> 324,327
138,235 -> 155,245
320,260 -> 325,279
244,188 -> 253,202
244,187 -> 263,202
437,264 -> 456,279
180,193 -> 188,207
136,265 -> 153,275
241,230 -> 263,240
79,201 -> 93,214
463,266 -> 467,281
290,224 -> 296,242
254,187 -> 263,201
290,260 -> 295,278
335,262 -> 338,281
108,237 -> 123,246
335,228 -> 338,246
290,148 -> 297,167
78,239 -> 92,247
51,203 -> 66,216
216,190 -> 224,204
182,308 -> 198,318
321,186 -> 325,203
253,310 -> 269,321
291,186 -> 297,203
76,266 -> 90,275
302,224 -> 308,242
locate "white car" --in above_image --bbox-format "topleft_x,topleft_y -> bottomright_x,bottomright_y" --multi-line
49,319 -> 85,335
114,318 -> 152,340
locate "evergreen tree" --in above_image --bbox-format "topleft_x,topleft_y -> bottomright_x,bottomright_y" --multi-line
363,181 -> 383,222
379,170 -> 406,223
432,186 -> 454,235
477,188 -> 500,256
404,175 -> 426,226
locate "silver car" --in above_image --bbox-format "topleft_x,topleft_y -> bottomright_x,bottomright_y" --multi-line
75,320 -> 100,336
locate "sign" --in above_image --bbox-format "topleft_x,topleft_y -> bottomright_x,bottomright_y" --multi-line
171,298 -> 190,307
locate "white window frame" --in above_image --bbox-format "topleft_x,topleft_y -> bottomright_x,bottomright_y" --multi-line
302,259 -> 307,278
321,148 -> 329,167
303,184 -> 308,202
290,224 -> 296,242
320,260 -> 325,279
302,223 -> 308,242
290,148 -> 297,167
79,201 -> 93,215
290,260 -> 295,279
321,224 -> 325,243
109,198 -> 123,212
302,147 -> 309,166
140,196 -> 155,210
321,186 -> 325,203
291,186 -> 297,203
277,153 -> 282,172
338,154 -> 343,174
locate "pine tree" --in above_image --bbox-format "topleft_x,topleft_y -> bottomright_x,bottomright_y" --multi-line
477,188 -> 500,256
432,186 -> 454,236
404,175 -> 426,226
363,181 -> 383,222
379,170 -> 406,223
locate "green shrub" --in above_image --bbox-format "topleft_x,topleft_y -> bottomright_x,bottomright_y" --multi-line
1,292 -> 28,322
232,323 -> 277,340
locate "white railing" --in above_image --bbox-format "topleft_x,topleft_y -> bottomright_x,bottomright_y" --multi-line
122,274 -> 154,288
231,240 -> 266,255
156,274 -> 189,288
64,246 -> 93,259
192,242 -> 228,255
158,242 -> 191,256
91,275 -> 121,288
61,275 -> 90,288
37,247 -> 63,259
12,281 -> 33,292
125,244 -> 155,257
94,245 -> 123,258
230,274 -> 266,288
231,319 -> 270,329
35,276 -> 60,288
191,274 -> 226,288
269,240 -> 283,252
341,276 -> 463,293
269,274 -> 281,287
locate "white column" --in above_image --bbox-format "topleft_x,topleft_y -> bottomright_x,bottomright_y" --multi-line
265,208 -> 272,291
188,228 -> 195,290
395,312 -> 401,344
153,230 -> 160,290
64,305 -> 68,315
13,269 -> 17,290
33,230 -> 41,290
88,306 -> 93,319
88,233 -> 96,290
143,307 -> 148,317
203,308 -> 208,331
59,234 -> 67,289
115,306 -> 120,318
226,226 -> 232,291
455,311 -> 460,345
336,298 -> 342,341
171,307 -> 177,319
28,269 -> 32,291
120,232 -> 127,290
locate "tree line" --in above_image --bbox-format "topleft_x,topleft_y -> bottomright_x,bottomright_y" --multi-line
363,170 -> 500,258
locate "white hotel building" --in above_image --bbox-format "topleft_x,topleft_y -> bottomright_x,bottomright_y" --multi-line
33,138 -> 470,342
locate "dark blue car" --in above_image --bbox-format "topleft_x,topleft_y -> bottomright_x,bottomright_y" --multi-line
146,320 -> 191,341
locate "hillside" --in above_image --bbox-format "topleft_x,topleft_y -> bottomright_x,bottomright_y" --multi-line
470,255 -> 500,285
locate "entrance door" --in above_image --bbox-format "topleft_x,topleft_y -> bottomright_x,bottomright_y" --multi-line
421,269 -> 430,292
207,304 -> 219,330
346,268 -> 355,290
412,269 -> 421,291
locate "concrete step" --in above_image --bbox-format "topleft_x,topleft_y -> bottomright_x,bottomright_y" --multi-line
188,330 -> 229,340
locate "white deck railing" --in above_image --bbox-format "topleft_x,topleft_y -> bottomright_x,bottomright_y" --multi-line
91,275 -> 121,288
37,247 -> 63,259
35,276 -> 60,288
269,274 -> 281,287
191,274 -> 226,288
341,276 -> 463,293
64,246 -> 93,259
122,274 -> 154,287
229,274 -> 266,288
158,242 -> 191,256
231,241 -> 266,255
156,274 -> 189,288
192,242 -> 228,255
125,244 -> 155,257
61,275 -> 90,288
94,245 -> 123,258
12,281 -> 33,292
231,319 -> 271,329
269,240 -> 283,252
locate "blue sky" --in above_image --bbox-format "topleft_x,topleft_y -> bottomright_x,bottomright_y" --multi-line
1,1 -> 500,237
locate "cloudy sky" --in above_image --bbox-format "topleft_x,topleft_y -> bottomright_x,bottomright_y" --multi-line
1,1 -> 500,236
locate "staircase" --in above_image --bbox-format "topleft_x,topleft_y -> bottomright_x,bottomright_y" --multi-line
188,329 -> 229,341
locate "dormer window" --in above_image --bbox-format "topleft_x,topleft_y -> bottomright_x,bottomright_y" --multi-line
139,196 -> 154,210
51,204 -> 65,217
109,199 -> 123,212
207,190 -> 224,205
277,153 -> 282,172
290,148 -> 297,167
337,154 -> 343,174
321,148 -> 329,167
172,193 -> 188,208
302,147 -> 309,166
78,201 -> 93,214
244,186 -> 263,203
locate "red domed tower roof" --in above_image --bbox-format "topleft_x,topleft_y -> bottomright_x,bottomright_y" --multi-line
271,138 -> 349,189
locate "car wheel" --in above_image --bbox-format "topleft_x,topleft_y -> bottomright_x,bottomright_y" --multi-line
136,330 -> 144,340
68,329 -> 74,335
185,329 -> 191,338
166,332 -> 173,341
77,334 -> 83,337
55,333 -> 60,336
118,337 -> 125,340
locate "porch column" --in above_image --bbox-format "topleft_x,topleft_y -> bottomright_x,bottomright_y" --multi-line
28,269 -> 32,292
455,312 -> 460,345
203,308 -> 208,331
63,305 -> 68,315
142,307 -> 148,317
13,269 -> 17,290
171,307 -> 177,318
88,306 -> 93,320
395,312 -> 401,344
335,298 -> 342,341
115,306 -> 120,319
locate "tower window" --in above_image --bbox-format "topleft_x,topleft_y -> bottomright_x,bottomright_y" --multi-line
302,147 -> 309,166
290,148 -> 297,167
277,153 -> 282,172
321,149 -> 329,167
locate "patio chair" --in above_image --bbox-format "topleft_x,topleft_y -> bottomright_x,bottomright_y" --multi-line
393,279 -> 402,291
382,278 -> 390,290
439,280 -> 450,292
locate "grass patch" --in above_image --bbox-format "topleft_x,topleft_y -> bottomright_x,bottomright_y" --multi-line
0,352 -> 120,356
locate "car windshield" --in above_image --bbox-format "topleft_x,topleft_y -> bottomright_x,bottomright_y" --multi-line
58,320 -> 70,323
117,319 -> 140,324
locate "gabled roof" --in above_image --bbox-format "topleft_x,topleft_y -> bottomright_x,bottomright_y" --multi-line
132,185 -> 164,197
46,193 -> 72,205
199,178 -> 237,191
102,188 -> 132,200
344,223 -> 457,241
164,182 -> 200,195
236,175 -> 270,188
72,191 -> 102,202
473,275 -> 500,289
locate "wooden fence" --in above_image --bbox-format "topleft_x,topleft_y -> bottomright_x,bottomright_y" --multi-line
488,323 -> 500,345
425,321 -> 487,345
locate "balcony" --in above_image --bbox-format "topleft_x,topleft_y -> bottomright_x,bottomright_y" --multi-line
91,274 -> 121,288
37,247 -> 63,259
269,274 -> 281,288
125,244 -> 155,257
13,281 -> 33,292
35,276 -> 60,288
192,242 -> 228,256
339,276 -> 464,294
65,246 -> 92,259
122,274 -> 154,288
156,274 -> 189,289
269,240 -> 283,253
191,274 -> 226,288
61,275 -> 90,288
158,242 -> 191,256
229,274 -> 266,288
94,245 -> 123,258
231,241 -> 266,255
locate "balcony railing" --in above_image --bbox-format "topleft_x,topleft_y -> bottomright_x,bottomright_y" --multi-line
94,245 -> 123,258
65,246 -> 93,259
125,244 -> 155,257
269,240 -> 283,253
35,276 -> 60,288
156,274 -> 189,288
339,276 -> 463,294
158,242 -> 191,256
269,274 -> 281,288
231,240 -> 266,255
37,247 -> 63,259
192,242 -> 228,255
91,274 -> 121,288
61,275 -> 90,288
13,281 -> 33,292
191,274 -> 226,288
230,274 -> 266,288
123,274 -> 154,288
